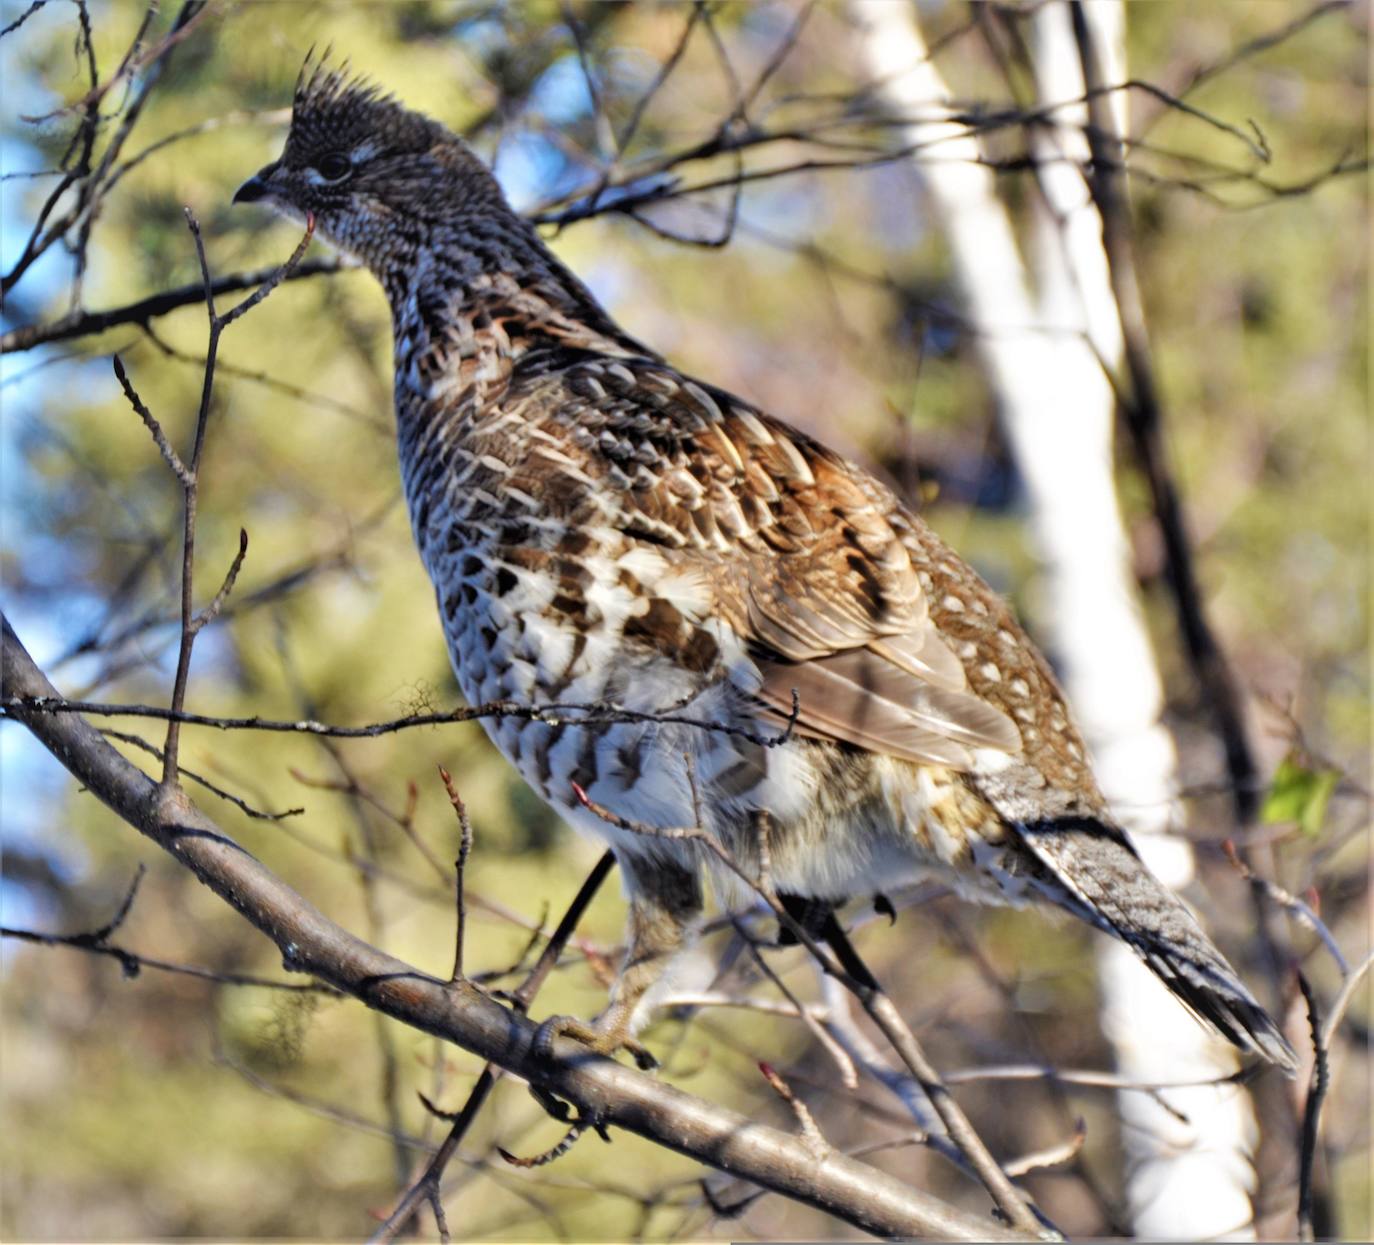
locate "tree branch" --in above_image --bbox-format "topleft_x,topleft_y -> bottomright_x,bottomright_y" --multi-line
0,613 -> 1030,1243
0,690 -> 801,750
0,258 -> 345,355
369,850 -> 618,1243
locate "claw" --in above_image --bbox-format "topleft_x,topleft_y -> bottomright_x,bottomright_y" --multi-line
527,1081 -> 574,1123
533,1012 -> 658,1071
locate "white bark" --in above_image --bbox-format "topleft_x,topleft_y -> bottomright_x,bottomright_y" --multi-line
846,2 -> 1258,1236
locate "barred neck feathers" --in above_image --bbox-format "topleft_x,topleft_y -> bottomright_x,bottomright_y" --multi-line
383,202 -> 652,418
251,59 -> 649,409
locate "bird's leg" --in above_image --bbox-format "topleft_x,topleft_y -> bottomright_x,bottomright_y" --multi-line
533,1011 -> 658,1072
775,892 -> 835,947
535,855 -> 702,1073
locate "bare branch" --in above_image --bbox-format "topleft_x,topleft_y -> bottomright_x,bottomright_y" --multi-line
192,528 -> 249,636
103,727 -> 304,821
159,212 -> 316,783
1003,1123 -> 1087,1180
1173,0 -> 1351,100
569,785 -> 1051,1236
733,923 -> 859,1089
613,5 -> 701,158
759,1061 -> 831,1161
111,354 -> 191,485
22,0 -> 213,122
1223,840 -> 1349,974
0,259 -> 346,355
139,322 -> 387,431
218,1040 -> 432,1150
1,862 -> 329,990
1,689 -> 801,750
0,0 -> 53,39
218,217 -> 319,327
2,924 -> 338,993
439,766 -> 474,983
4,1 -> 205,301
1321,950 -> 1374,1051
5,618 -> 1032,1240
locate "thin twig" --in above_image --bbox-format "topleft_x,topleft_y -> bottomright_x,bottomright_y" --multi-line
111,354 -> 190,484
569,786 -> 1050,1236
140,321 -> 387,430
2,688 -> 802,750
218,1040 -> 433,1151
759,1061 -> 831,1161
1292,949 -> 1374,1241
615,5 -> 701,158
0,0 -> 51,39
1004,1122 -> 1088,1179
219,219 -> 319,327
102,727 -> 304,821
1320,950 -> 1374,1051
1223,840 -> 1349,974
5,2 -> 204,302
439,766 -> 474,983
943,1061 -> 1256,1095
1,863 -> 331,991
156,212 -> 316,784
427,1185 -> 451,1244
735,923 -> 859,1089
1173,0 -> 1350,100
22,0 -> 213,121
2,924 -> 339,992
366,853 -> 617,1245
195,529 -> 249,634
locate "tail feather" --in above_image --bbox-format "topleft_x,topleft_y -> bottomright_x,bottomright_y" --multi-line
1015,817 -> 1298,1076
1132,937 -> 1298,1073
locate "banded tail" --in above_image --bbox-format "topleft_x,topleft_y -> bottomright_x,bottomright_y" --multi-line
1018,817 -> 1298,1075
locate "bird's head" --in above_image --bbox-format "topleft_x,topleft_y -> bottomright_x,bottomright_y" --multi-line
233,55 -> 504,271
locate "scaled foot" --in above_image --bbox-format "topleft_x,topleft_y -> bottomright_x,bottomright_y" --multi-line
533,1010 -> 658,1071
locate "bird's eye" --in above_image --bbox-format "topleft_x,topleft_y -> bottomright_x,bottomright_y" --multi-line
316,152 -> 351,182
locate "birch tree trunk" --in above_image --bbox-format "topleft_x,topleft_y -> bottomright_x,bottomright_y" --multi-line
846,2 -> 1259,1235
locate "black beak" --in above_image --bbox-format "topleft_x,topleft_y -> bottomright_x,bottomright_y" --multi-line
233,161 -> 280,205
232,177 -> 268,205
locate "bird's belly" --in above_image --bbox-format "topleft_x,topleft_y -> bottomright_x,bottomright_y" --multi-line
421,528 -> 1018,910
734,748 -> 1016,905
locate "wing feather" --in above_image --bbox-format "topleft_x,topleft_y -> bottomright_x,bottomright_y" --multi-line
757,643 -> 1021,767
549,361 -> 1024,769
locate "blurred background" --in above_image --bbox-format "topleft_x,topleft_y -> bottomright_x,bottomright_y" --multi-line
1,1 -> 1368,1239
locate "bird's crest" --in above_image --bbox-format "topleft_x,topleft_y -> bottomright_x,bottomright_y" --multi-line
293,46 -> 395,119
284,47 -> 441,166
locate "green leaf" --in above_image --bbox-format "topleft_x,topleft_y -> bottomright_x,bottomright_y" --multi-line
1260,753 -> 1341,837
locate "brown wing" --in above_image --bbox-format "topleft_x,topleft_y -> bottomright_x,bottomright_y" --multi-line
517,356 -> 1023,770
734,449 -> 1022,767
761,644 -> 1022,767
723,417 -> 1022,767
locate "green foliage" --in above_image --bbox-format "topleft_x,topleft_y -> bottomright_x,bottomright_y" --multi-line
1261,752 -> 1341,837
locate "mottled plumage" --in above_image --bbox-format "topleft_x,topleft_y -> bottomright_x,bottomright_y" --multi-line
235,58 -> 1295,1073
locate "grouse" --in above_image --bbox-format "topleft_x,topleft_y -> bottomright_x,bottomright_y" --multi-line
234,58 -> 1296,1074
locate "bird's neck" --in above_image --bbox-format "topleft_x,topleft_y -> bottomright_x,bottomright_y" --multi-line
378,210 -> 652,416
